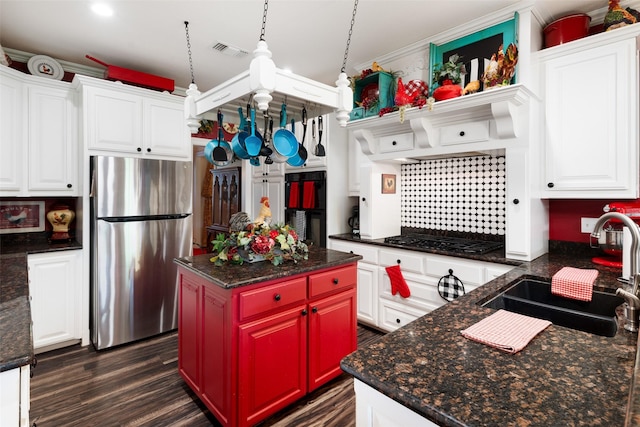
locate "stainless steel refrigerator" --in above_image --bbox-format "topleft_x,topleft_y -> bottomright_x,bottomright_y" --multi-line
90,155 -> 192,350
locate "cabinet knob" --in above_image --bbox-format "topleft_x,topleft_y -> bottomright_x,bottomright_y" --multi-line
274,294 -> 281,301
361,197 -> 366,202
396,259 -> 401,264
459,131 -> 465,137
312,307 -> 318,313
513,199 -> 520,205
396,318 -> 401,324
332,278 -> 339,285
392,140 -> 397,146
547,182 -> 554,188
301,309 -> 308,316
67,183 -> 72,188
137,147 -> 142,152
146,148 -> 151,153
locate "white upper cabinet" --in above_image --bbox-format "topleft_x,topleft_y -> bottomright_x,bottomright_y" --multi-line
0,67 -> 24,194
536,26 -> 639,198
0,66 -> 78,196
26,83 -> 78,194
74,75 -> 190,160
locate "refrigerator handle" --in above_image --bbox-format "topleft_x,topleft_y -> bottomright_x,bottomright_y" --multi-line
90,169 -> 96,198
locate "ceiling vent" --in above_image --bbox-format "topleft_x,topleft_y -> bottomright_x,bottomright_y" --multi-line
212,41 -> 249,58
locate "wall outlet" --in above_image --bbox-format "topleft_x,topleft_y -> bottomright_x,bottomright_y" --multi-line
581,217 -> 600,234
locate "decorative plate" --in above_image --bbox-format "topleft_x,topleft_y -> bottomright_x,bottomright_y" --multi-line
222,122 -> 239,134
27,55 -> 64,80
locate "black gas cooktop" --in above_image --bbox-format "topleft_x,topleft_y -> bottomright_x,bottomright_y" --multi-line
383,234 -> 503,255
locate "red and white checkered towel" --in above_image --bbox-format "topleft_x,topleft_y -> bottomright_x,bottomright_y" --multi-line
461,310 -> 551,354
551,266 -> 599,302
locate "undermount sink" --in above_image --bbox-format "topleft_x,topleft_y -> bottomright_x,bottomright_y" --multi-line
481,277 -> 624,337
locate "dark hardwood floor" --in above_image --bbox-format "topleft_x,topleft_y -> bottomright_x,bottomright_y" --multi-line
30,325 -> 384,427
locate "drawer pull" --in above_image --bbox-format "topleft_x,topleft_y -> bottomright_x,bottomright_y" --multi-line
333,278 -> 339,285
67,183 -> 72,188
312,306 -> 318,313
301,309 -> 308,316
274,294 -> 281,301
396,259 -> 401,264
392,140 -> 397,145
513,198 -> 520,205
547,182 -> 554,188
459,131 -> 465,137
396,318 -> 401,324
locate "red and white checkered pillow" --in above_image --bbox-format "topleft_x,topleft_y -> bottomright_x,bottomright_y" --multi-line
405,79 -> 429,99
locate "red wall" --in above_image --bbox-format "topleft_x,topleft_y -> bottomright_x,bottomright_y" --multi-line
548,199 -> 639,243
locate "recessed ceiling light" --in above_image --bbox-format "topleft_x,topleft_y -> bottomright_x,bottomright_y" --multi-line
91,3 -> 114,17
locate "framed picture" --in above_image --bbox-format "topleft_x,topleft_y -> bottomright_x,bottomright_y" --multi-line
0,201 -> 46,234
429,16 -> 518,92
381,174 -> 396,194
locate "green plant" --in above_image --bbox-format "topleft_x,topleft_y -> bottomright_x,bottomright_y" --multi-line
432,54 -> 467,85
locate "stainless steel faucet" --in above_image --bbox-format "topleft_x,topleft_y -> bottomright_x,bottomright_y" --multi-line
591,212 -> 640,332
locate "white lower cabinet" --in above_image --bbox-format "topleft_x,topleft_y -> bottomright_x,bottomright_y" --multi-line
27,250 -> 83,352
329,239 -> 514,331
0,365 -> 30,427
355,262 -> 378,326
354,379 -> 437,427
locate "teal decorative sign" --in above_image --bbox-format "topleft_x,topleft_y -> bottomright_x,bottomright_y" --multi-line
429,15 -> 518,94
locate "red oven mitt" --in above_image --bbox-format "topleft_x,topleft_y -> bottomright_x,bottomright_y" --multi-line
385,264 -> 411,298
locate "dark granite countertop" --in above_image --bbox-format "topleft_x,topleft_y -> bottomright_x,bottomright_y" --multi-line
174,247 -> 363,289
329,232 -> 522,266
0,232 -> 82,372
339,245 -> 639,426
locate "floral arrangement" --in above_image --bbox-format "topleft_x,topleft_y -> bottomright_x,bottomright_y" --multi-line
210,224 -> 309,266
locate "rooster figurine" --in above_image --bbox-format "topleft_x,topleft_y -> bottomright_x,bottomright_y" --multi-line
254,197 -> 272,227
604,0 -> 638,31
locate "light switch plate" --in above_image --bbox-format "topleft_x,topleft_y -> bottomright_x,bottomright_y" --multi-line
581,217 -> 599,234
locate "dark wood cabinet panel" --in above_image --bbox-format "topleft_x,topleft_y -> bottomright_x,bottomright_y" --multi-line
207,167 -> 241,251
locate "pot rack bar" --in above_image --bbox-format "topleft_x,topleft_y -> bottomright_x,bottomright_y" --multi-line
185,40 -> 353,133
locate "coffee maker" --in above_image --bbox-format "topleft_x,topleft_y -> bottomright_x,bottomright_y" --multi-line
348,205 -> 359,236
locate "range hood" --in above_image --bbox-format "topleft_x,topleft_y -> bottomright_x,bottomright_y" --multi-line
184,40 -> 353,131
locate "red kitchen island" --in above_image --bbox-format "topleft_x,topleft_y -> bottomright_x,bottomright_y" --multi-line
174,248 -> 362,427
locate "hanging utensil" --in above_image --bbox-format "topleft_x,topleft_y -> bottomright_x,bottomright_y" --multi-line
287,118 -> 308,167
212,110 -> 228,162
261,113 -> 274,163
301,106 -> 308,144
272,103 -> 298,159
311,118 -> 317,157
269,117 -> 288,163
245,107 -> 262,157
315,115 -> 325,157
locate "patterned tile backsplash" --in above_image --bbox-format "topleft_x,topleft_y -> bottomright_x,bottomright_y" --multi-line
401,155 -> 506,235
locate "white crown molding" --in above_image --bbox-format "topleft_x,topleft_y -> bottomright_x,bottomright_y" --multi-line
354,2 -> 535,74
354,0 -> 640,74
3,46 -> 189,96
